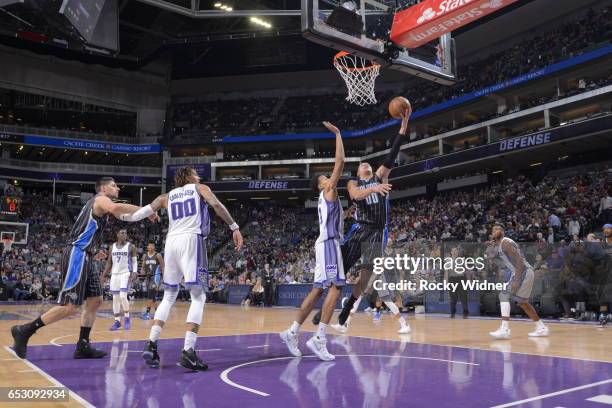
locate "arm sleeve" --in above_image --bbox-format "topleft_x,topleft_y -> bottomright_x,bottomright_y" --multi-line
120,205 -> 155,222
383,133 -> 403,169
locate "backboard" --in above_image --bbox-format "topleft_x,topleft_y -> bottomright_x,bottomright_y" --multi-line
302,0 -> 457,85
0,221 -> 29,245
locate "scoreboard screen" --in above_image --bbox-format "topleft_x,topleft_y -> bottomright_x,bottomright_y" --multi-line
0,197 -> 19,217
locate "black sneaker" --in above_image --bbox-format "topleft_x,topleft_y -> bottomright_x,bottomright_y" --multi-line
311,310 -> 322,325
598,314 -> 609,328
177,348 -> 208,371
74,339 -> 107,359
142,341 -> 160,368
450,314 -> 456,319
463,314 -> 469,319
11,325 -> 30,359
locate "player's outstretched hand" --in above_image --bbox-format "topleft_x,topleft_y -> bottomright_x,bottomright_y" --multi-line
372,183 -> 392,195
233,229 -> 244,251
148,212 -> 160,222
322,121 -> 341,135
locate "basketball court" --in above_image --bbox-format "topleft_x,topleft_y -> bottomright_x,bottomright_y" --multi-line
1,0 -> 611,407
0,301 -> 610,407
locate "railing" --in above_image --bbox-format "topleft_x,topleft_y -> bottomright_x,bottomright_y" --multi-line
0,158 -> 161,176
0,124 -> 135,144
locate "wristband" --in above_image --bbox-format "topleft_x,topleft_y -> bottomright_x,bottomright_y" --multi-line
229,223 -> 239,231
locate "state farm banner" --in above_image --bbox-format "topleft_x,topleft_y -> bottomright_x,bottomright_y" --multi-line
391,0 -> 519,49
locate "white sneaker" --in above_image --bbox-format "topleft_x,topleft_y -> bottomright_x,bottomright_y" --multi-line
330,323 -> 348,334
280,330 -> 302,357
489,327 -> 511,339
398,324 -> 411,334
528,326 -> 549,337
306,336 -> 335,361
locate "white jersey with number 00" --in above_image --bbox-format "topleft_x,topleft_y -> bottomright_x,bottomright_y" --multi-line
167,183 -> 210,238
111,242 -> 132,274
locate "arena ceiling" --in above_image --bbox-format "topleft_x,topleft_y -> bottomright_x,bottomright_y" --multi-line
0,0 -> 602,78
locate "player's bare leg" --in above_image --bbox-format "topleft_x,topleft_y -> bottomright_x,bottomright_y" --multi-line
281,287 -> 324,357
12,299 -> 105,359
518,302 -> 549,337
307,286 -> 341,361
73,296 -> 107,358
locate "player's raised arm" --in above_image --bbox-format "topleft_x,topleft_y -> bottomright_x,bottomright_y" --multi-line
197,184 -> 244,251
347,179 -> 392,201
376,108 -> 410,180
323,121 -> 345,192
119,194 -> 167,222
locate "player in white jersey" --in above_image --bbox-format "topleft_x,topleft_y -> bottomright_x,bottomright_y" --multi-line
280,121 -> 347,361
102,229 -> 137,331
489,224 -> 549,339
119,166 -> 243,371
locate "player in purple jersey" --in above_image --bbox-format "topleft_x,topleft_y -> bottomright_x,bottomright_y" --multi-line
280,121 -> 349,361
120,167 -> 243,371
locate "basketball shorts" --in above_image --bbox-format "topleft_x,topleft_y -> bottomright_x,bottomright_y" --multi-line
164,233 -> 208,290
341,224 -> 387,292
58,246 -> 103,306
500,268 -> 535,302
341,224 -> 386,272
314,238 -> 345,288
110,272 -> 131,293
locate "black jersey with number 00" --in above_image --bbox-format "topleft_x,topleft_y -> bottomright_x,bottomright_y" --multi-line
353,175 -> 388,229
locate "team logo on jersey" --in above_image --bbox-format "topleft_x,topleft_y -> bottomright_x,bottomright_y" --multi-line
326,264 -> 337,279
198,267 -> 209,284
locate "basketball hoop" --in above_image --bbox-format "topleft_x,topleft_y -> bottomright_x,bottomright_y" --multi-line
333,51 -> 380,106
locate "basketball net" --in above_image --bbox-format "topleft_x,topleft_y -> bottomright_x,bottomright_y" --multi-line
1,238 -> 13,254
334,51 -> 380,106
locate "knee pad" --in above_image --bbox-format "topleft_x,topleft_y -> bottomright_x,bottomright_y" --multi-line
154,289 -> 178,323
187,287 -> 207,326
112,294 -> 121,314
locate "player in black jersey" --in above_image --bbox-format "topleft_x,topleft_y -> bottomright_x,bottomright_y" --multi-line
140,242 -> 164,320
10,177 -> 155,359
312,107 -> 410,326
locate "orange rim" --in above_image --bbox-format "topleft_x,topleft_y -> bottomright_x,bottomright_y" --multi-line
333,51 -> 380,72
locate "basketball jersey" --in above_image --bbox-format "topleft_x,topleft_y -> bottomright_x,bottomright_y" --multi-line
353,175 -> 388,229
497,237 -> 532,274
316,191 -> 343,244
111,242 -> 131,274
167,183 -> 210,237
144,252 -> 160,277
68,194 -> 108,252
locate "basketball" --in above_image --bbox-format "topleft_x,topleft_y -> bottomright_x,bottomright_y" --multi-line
388,96 -> 412,119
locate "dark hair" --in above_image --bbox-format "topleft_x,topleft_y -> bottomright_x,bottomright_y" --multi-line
493,223 -> 505,231
95,177 -> 114,193
310,174 -> 322,194
174,167 -> 195,188
117,229 -> 127,235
